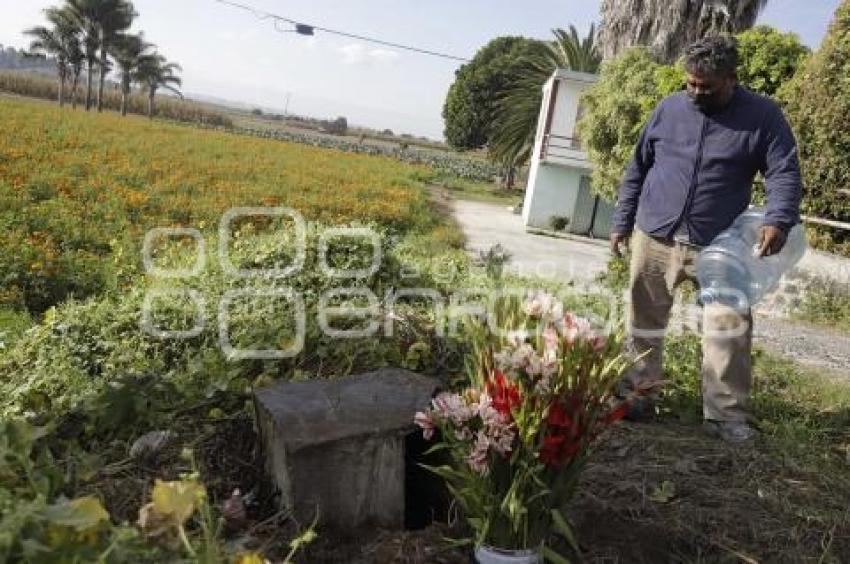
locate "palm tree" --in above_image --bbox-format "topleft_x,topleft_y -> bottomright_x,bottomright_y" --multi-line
95,0 -> 136,112
24,7 -> 81,107
48,6 -> 85,109
110,32 -> 152,115
599,0 -> 769,63
488,25 -> 601,183
136,53 -> 182,119
64,0 -> 102,110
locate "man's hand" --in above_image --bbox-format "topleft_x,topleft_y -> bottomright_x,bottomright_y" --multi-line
756,225 -> 787,257
610,232 -> 630,257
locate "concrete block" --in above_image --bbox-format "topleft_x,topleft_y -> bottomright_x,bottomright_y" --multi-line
253,368 -> 440,531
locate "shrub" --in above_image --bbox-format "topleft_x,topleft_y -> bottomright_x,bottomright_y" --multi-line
737,26 -> 810,98
780,1 -> 850,251
576,47 -> 683,201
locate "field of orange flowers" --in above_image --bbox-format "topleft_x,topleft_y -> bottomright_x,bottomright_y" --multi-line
0,95 -> 429,313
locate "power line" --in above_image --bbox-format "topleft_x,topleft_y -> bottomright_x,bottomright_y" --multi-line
213,0 -> 470,62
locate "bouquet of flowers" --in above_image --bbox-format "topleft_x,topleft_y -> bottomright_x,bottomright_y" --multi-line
415,293 -> 638,561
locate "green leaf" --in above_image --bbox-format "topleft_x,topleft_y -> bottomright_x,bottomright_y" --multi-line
649,480 -> 676,504
551,509 -> 580,553
43,496 -> 110,532
541,544 -> 572,564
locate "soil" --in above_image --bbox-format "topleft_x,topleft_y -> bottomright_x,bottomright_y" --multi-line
93,414 -> 846,563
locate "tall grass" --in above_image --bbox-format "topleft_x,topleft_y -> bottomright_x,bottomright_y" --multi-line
0,70 -> 232,128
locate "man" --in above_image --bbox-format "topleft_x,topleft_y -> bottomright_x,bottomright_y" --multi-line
610,36 -> 802,442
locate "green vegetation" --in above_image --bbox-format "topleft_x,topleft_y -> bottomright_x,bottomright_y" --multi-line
230,123 -> 500,183
442,36 -> 542,150
575,47 -> 683,201
792,274 -> 850,332
780,0 -> 850,254
737,25 -> 810,98
488,26 -> 601,172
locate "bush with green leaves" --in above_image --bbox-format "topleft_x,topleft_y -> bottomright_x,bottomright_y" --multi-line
575,47 -> 683,201
0,219 -> 471,422
780,1 -> 850,252
0,419 -> 160,563
442,36 -> 543,150
736,26 -> 810,98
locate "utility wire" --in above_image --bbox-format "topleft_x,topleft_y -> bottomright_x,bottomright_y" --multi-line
213,0 -> 471,62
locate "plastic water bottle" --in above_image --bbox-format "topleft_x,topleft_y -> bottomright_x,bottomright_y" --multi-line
696,208 -> 807,310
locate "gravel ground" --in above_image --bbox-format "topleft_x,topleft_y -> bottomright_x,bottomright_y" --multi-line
753,315 -> 850,376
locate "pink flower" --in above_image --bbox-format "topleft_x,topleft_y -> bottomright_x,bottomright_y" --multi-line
414,411 -> 436,440
455,427 -> 473,441
493,350 -> 512,371
467,431 -> 490,475
477,393 -> 516,457
523,293 -> 563,320
560,313 -> 594,344
432,392 -> 475,425
591,335 -> 608,352
510,343 -> 536,371
542,326 -> 560,351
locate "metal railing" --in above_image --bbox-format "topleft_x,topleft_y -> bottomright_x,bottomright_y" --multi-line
540,133 -> 585,161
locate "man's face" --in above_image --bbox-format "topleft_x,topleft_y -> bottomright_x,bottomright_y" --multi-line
686,70 -> 735,113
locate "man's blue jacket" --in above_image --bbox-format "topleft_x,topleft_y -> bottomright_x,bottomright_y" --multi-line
611,85 -> 802,246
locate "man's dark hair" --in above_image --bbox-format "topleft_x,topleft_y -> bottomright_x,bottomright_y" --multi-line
684,36 -> 739,77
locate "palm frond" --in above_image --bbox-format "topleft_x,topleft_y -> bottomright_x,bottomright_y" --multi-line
488,25 -> 600,168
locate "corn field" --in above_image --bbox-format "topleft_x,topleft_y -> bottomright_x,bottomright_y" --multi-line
0,70 -> 232,128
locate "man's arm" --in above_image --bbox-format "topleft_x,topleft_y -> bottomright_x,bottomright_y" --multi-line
757,105 -> 803,256
610,107 -> 661,256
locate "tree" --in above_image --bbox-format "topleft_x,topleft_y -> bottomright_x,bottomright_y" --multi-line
24,21 -> 70,107
95,0 -> 136,112
599,0 -> 769,63
135,53 -> 182,118
64,0 -> 104,110
442,36 -> 542,150
575,48 -> 684,200
737,25 -> 809,97
110,32 -> 152,116
780,0 -> 850,249
488,25 -> 601,177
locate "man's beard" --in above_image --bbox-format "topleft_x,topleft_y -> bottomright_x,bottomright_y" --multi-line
690,94 -> 718,113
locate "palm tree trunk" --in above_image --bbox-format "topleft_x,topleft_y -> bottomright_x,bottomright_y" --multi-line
121,76 -> 129,116
97,47 -> 107,112
57,67 -> 66,108
148,87 -> 155,119
71,72 -> 80,109
600,0 -> 769,63
85,57 -> 94,111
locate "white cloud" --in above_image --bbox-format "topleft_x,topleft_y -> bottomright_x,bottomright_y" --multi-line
338,43 -> 400,66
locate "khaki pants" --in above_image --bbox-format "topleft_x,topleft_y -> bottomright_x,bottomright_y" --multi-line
627,228 -> 753,422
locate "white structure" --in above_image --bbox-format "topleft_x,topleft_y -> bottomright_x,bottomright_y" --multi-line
522,69 -> 614,238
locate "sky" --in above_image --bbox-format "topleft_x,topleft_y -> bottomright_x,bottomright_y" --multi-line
0,0 -> 842,140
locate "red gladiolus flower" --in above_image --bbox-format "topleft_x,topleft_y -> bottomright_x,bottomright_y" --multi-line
540,396 -> 588,467
546,402 -> 572,428
602,402 -> 629,425
486,371 -> 522,417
